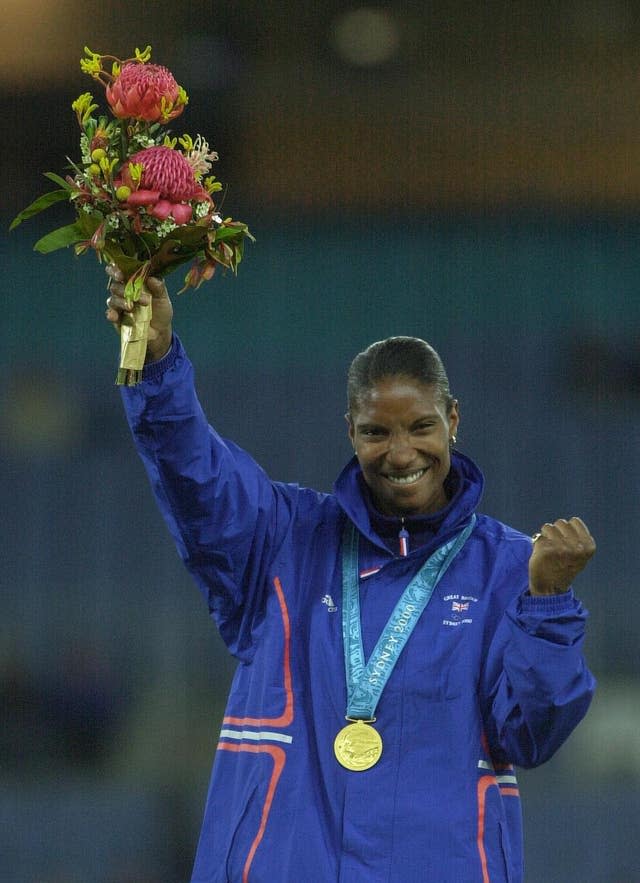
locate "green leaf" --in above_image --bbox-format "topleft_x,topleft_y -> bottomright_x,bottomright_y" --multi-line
138,232 -> 161,253
125,271 -> 148,302
164,226 -> 209,248
43,172 -> 74,191
9,190 -> 70,230
214,224 -> 249,243
233,239 -> 245,269
76,211 -> 103,237
147,237 -> 201,277
34,222 -> 87,254
101,244 -> 146,278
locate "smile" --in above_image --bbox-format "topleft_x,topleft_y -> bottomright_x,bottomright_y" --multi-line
385,468 -> 427,486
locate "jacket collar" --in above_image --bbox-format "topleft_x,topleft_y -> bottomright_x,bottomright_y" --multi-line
333,450 -> 484,555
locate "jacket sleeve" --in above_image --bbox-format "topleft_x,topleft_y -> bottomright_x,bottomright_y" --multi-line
120,336 -> 298,659
480,588 -> 596,768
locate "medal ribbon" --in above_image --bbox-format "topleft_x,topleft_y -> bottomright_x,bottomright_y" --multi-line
341,515 -> 476,720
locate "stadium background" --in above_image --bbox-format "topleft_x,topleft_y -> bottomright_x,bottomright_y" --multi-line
2,2 -> 639,880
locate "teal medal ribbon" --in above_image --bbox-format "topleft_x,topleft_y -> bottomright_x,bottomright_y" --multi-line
341,514 -> 476,721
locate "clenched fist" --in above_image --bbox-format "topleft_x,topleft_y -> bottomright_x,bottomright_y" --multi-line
528,517 -> 596,596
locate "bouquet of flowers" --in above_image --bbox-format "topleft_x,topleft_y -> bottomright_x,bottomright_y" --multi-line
10,46 -> 253,384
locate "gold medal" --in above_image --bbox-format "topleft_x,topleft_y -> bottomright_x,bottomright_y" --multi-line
334,719 -> 383,771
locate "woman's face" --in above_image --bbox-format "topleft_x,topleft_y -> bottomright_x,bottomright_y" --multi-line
348,375 -> 459,517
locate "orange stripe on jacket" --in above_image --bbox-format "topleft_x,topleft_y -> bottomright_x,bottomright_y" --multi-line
223,576 -> 294,727
477,775 -> 520,882
217,742 -> 286,883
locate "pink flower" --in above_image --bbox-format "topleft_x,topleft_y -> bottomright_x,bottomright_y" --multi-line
126,189 -> 161,206
121,146 -> 210,224
106,63 -> 186,123
126,147 -> 204,201
165,202 -> 193,225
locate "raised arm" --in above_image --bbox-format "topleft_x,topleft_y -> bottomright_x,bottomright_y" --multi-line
106,269 -> 298,659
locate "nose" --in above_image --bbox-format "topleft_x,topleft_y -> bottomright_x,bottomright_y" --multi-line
386,432 -> 416,467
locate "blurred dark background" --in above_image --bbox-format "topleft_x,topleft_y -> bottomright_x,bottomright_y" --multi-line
2,2 -> 639,881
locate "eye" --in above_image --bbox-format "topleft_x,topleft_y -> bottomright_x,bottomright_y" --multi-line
359,426 -> 386,438
412,422 -> 435,433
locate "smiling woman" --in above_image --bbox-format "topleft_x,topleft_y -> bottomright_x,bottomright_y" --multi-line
346,338 -> 459,518
104,273 -> 597,883
348,376 -> 458,517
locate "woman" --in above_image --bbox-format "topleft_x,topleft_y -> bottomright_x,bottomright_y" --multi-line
106,268 -> 596,883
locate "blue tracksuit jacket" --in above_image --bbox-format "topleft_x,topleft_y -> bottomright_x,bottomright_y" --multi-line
122,336 -> 595,883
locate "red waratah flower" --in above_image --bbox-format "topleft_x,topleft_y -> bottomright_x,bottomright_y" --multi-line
106,63 -> 186,123
122,146 -> 210,224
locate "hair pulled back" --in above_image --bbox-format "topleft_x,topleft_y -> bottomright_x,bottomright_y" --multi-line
347,336 -> 454,415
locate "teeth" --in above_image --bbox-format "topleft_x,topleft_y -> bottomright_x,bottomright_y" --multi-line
386,469 -> 426,485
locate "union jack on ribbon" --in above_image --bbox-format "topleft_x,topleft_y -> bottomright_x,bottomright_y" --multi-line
452,601 -> 469,613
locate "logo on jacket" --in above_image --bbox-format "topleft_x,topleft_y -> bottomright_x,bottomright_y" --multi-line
442,593 -> 478,627
451,601 -> 469,613
321,594 -> 338,613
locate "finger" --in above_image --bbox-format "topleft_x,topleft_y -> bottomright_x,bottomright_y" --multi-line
566,516 -> 591,537
535,517 -> 596,556
105,263 -> 124,283
105,307 -> 128,332
535,522 -> 555,540
107,278 -> 126,299
549,519 -> 575,539
556,518 -> 585,542
538,519 -> 576,538
106,293 -> 133,313
552,517 -> 594,547
531,521 -> 565,549
566,517 -> 596,555
145,275 -> 168,298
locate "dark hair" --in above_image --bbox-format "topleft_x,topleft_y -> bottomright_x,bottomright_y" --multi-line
347,336 -> 454,415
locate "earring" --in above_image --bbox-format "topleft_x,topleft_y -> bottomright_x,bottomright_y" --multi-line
449,435 -> 457,447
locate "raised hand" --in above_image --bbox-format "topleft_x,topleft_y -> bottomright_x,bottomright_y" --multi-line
529,517 -> 596,596
105,264 -> 173,363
